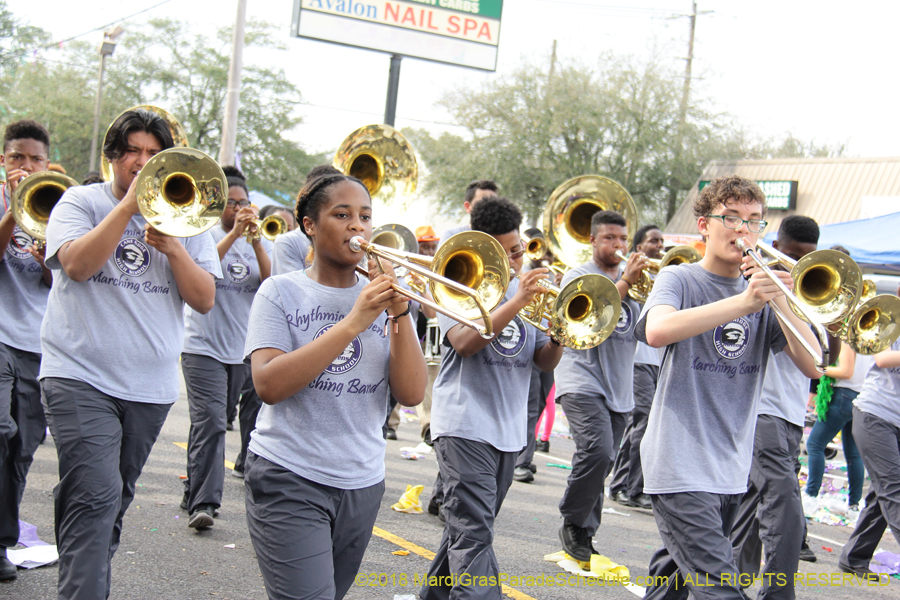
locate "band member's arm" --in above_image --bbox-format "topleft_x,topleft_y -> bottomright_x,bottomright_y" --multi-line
447,268 -> 549,358
388,299 -> 427,407
533,336 -> 563,372
56,177 -> 141,281
28,244 -> 52,287
216,207 -> 255,261
769,292 -> 823,378
144,224 -> 215,314
0,211 -> 15,255
617,251 -> 647,300
253,239 -> 271,282
823,342 -> 855,378
252,275 -> 407,405
873,348 -> 900,369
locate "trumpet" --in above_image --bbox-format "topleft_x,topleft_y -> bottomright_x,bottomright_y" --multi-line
518,273 -> 622,349
350,230 -> 511,339
735,238 -> 831,370
244,214 -> 288,242
615,245 -> 703,303
10,171 -> 79,244
522,233 -> 567,275
135,148 -> 227,237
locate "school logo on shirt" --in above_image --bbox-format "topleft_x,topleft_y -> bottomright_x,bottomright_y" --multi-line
615,302 -> 633,334
491,314 -> 528,358
6,226 -> 33,260
114,238 -> 151,277
713,317 -> 751,359
226,258 -> 251,283
315,324 -> 363,374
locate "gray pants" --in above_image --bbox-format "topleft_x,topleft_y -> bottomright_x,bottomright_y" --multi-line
234,370 -> 262,472
181,353 -> 250,510
558,393 -> 628,536
421,436 -> 517,600
645,492 -> 747,600
610,363 -> 658,498
42,377 -> 171,600
516,367 -> 554,469
839,408 -> 900,569
730,415 -> 804,600
0,343 -> 44,549
243,452 -> 383,600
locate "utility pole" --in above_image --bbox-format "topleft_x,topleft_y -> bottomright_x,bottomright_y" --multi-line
219,0 -> 248,167
89,26 -> 124,172
384,54 -> 402,127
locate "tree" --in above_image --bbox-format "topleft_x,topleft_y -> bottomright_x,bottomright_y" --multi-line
0,0 -> 49,87
1,16 -> 327,200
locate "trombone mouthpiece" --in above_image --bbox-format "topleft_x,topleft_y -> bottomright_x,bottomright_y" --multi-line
349,236 -> 365,252
734,238 -> 753,255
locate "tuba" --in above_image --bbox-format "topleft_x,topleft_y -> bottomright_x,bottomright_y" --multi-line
10,172 -> 79,244
333,125 -> 417,204
135,148 -> 227,237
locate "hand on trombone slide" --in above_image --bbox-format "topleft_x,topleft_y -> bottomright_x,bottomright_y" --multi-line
739,251 -> 795,313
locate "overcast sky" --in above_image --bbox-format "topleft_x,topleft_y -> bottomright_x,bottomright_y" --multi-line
8,0 -> 900,228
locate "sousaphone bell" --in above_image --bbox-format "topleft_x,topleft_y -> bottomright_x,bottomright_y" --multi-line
333,124 -> 417,203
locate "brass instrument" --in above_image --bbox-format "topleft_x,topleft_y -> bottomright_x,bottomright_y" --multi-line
101,105 -> 189,182
543,175 -> 638,269
371,223 -> 424,292
10,171 -> 79,243
424,317 -> 442,365
735,239 -> 831,370
135,148 -> 227,237
615,245 -> 703,303
333,125 -> 417,203
833,279 -> 900,355
518,273 -> 622,350
522,233 -> 567,275
351,230 -> 510,339
244,214 -> 288,243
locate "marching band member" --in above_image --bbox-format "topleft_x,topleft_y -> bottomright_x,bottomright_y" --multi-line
437,179 -> 497,246
270,164 -> 341,275
555,210 -> 645,559
0,119 -> 52,583
421,196 -> 563,600
243,172 -> 425,600
180,166 -> 271,527
40,108 -> 220,600
636,176 -> 821,600
838,339 -> 900,579
610,224 -> 665,509
729,216 -> 838,599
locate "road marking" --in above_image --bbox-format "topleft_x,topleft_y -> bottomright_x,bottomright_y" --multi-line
371,526 -> 538,600
807,532 -> 845,548
535,452 -> 571,465
173,442 -> 235,470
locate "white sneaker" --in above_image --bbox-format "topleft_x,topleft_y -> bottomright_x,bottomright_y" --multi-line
802,493 -> 819,517
847,504 -> 861,523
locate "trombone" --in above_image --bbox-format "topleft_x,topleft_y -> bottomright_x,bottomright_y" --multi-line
371,223 -> 426,293
735,239 -> 832,370
11,171 -> 79,245
614,245 -> 703,303
244,214 -> 288,243
135,147 -> 227,237
350,230 -> 511,339
518,273 -> 622,349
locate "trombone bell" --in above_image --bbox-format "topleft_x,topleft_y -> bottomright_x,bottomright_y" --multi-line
430,231 -> 510,322
844,294 -> 900,355
135,148 -> 227,237
11,172 -> 79,241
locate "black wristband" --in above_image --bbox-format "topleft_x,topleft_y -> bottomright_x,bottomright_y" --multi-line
384,303 -> 411,334
549,337 -> 562,347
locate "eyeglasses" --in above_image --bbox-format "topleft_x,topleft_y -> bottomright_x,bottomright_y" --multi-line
507,249 -> 526,261
706,214 -> 768,233
227,200 -> 251,208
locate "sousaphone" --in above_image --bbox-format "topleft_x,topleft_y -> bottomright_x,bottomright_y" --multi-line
100,105 -> 189,182
333,124 -> 417,203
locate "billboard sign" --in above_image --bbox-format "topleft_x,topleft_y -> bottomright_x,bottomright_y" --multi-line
291,0 -> 504,71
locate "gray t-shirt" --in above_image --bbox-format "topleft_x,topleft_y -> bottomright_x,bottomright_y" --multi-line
553,261 -> 640,413
244,270 -> 391,489
438,223 -> 470,247
271,228 -> 310,275
183,226 -> 272,364
0,185 -> 49,353
635,263 -> 787,495
431,279 -> 549,452
758,349 -> 809,427
39,182 -> 222,404
853,339 -> 900,428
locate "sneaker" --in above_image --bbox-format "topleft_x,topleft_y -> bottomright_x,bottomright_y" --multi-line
628,493 -> 652,510
839,562 -> 882,582
385,428 -> 398,440
231,465 -> 244,479
226,421 -> 234,431
0,548 -> 16,582
513,466 -> 535,483
801,493 -> 819,517
188,505 -> 215,529
614,490 -> 631,507
847,504 -> 860,522
799,539 -> 817,563
180,491 -> 189,511
559,520 -> 592,562
536,440 -> 550,453
527,463 -> 537,474
427,496 -> 441,516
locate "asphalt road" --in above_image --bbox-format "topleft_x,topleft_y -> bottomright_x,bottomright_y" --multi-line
6,383 -> 899,600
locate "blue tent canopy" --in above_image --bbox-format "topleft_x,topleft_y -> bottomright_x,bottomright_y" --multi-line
764,211 -> 900,272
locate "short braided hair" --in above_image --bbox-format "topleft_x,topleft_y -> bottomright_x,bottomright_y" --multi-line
295,174 -> 369,241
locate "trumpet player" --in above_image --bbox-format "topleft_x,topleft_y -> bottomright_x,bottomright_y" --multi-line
556,210 -> 646,561
0,119 -> 51,583
180,166 -> 272,528
610,224 -> 665,510
636,176 -> 822,600
40,109 -> 220,600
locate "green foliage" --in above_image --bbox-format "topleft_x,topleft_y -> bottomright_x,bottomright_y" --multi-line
0,0 -> 50,85
1,16 -> 325,201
